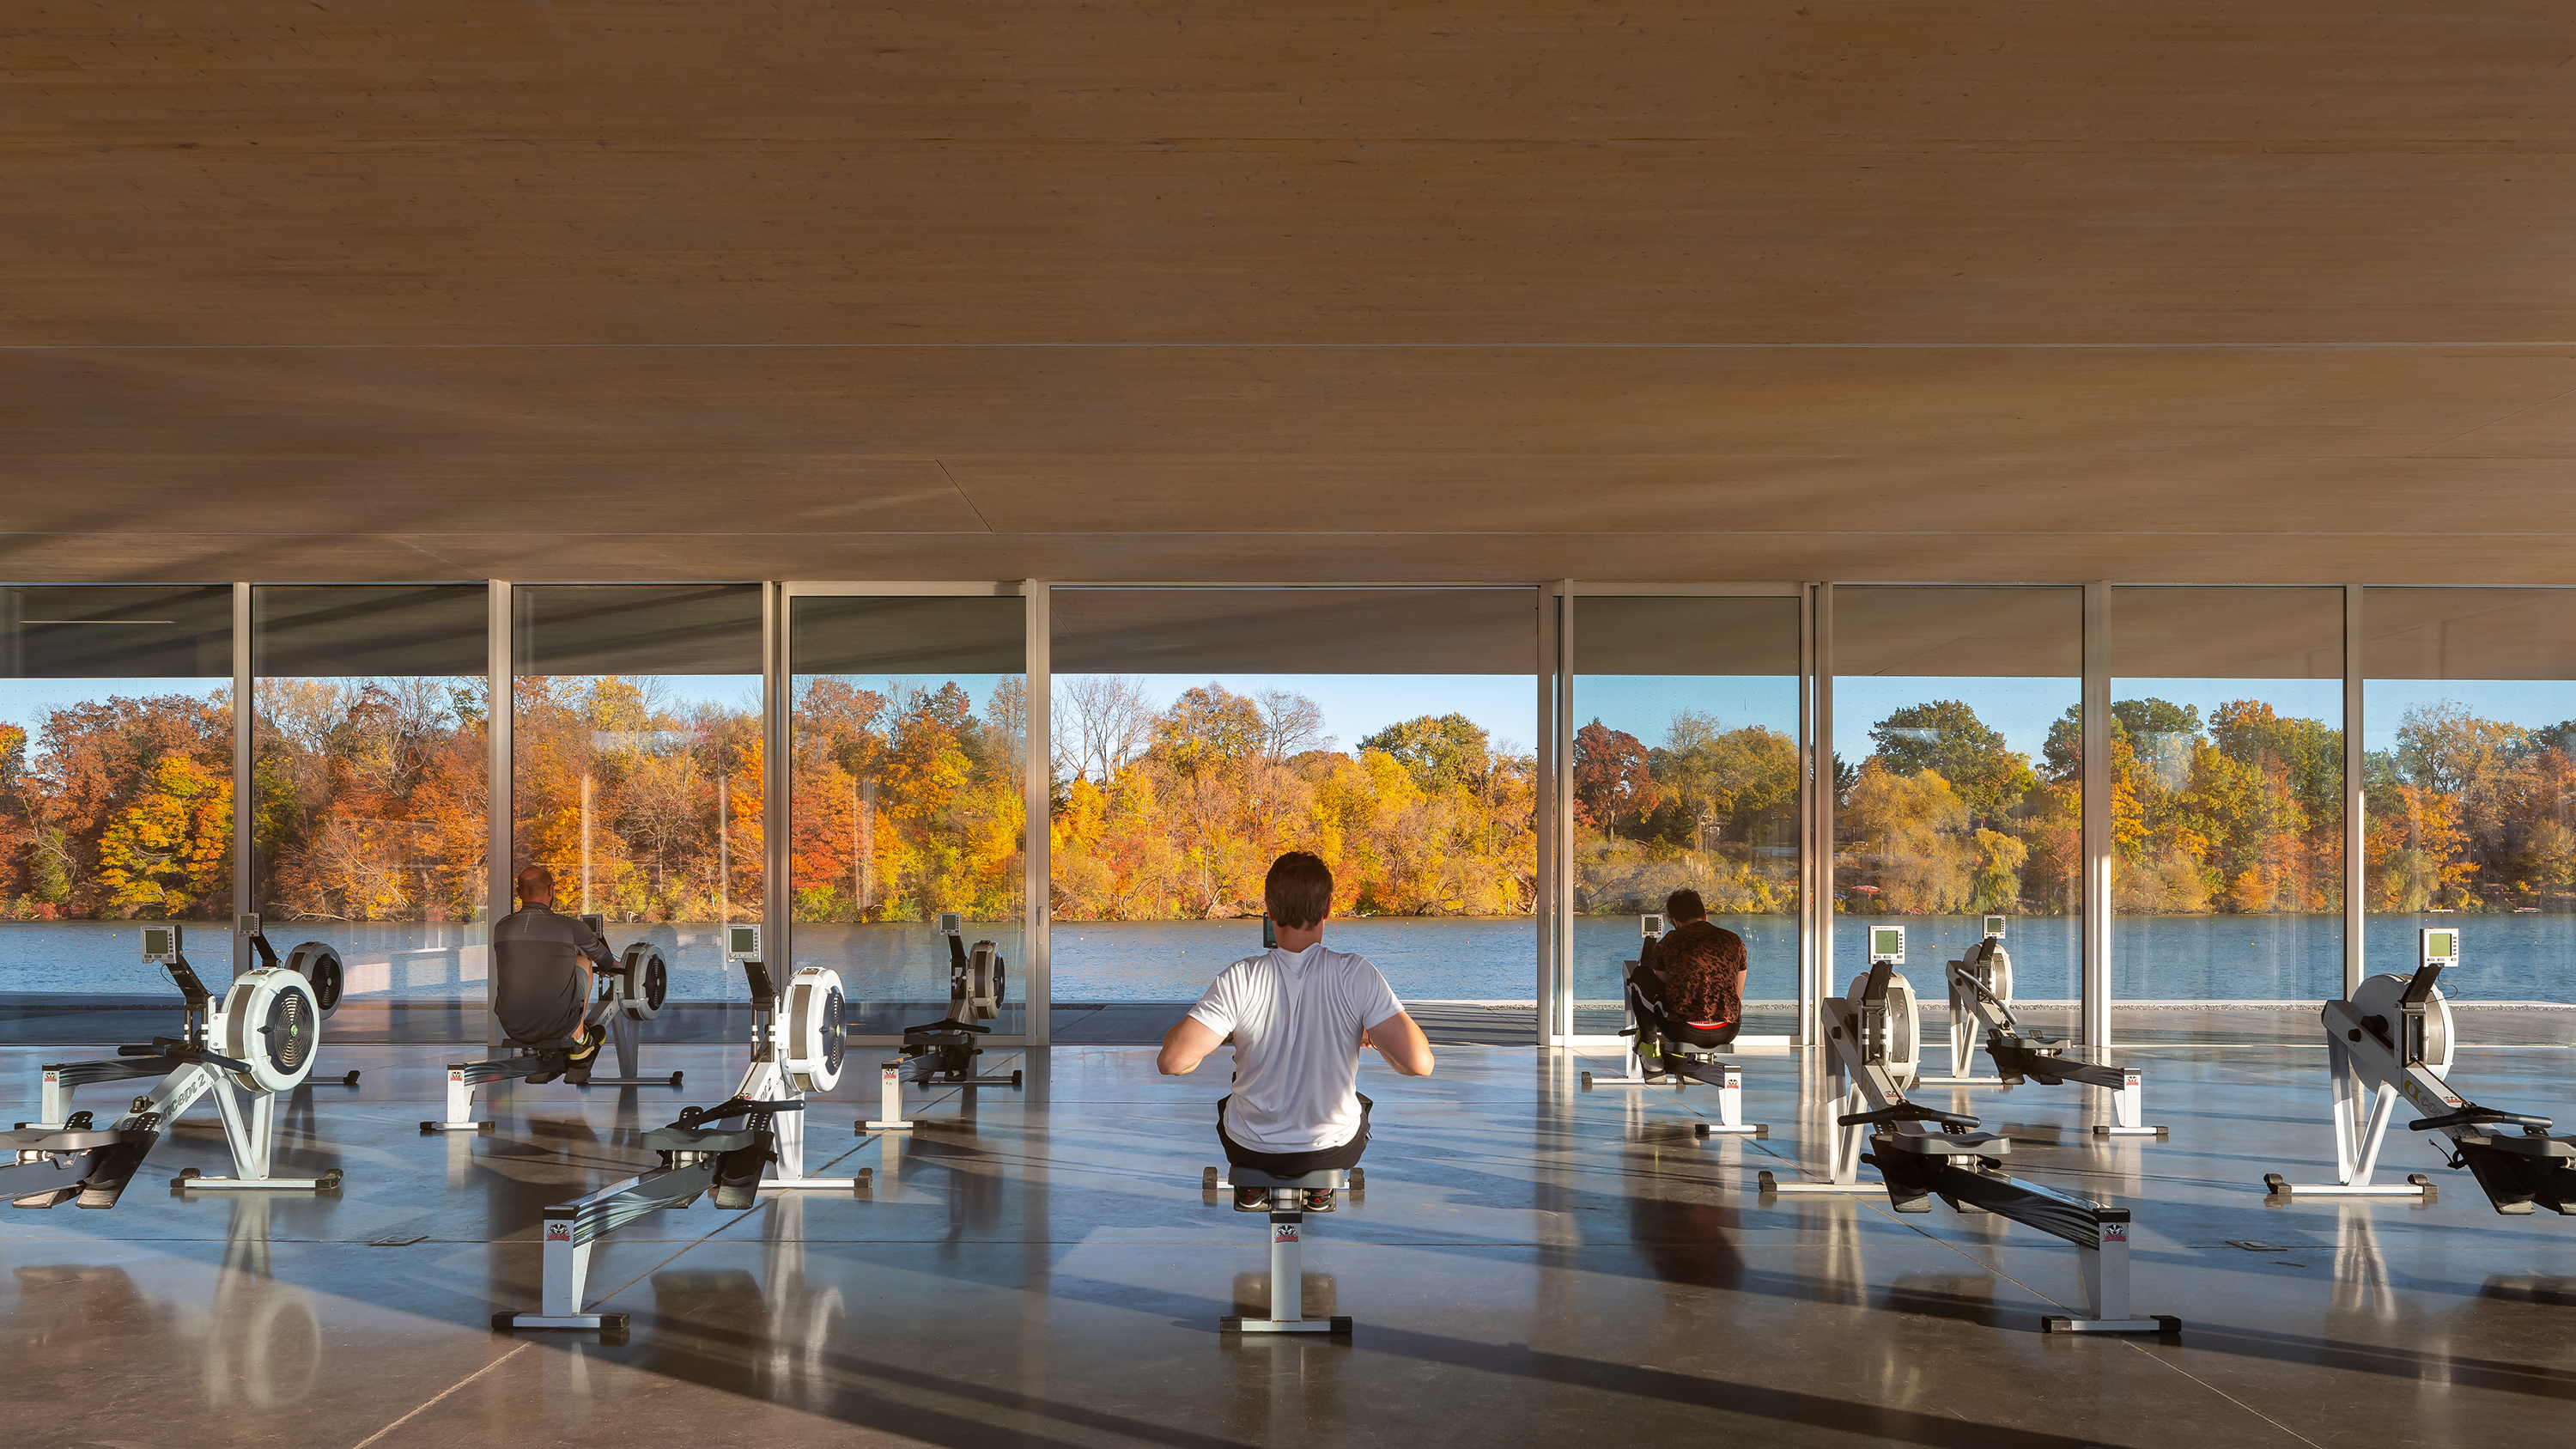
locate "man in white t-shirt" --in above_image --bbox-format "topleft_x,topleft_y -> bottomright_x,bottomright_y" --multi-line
1158,850 -> 1436,1212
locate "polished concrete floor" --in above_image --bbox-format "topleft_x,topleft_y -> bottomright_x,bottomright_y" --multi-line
4,1033 -> 2574,1449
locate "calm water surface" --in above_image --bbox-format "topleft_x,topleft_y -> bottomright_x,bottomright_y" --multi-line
5,913 -> 2568,1003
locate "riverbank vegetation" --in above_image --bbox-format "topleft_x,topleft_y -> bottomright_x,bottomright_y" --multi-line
3,675 -> 2567,922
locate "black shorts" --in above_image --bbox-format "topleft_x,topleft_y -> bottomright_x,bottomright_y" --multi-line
495,988 -> 587,1050
1218,1093 -> 1372,1175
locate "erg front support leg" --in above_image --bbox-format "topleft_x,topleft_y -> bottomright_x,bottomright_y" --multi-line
2043,1210 -> 2181,1335
2091,1068 -> 2168,1138
863,1060 -> 914,1132
420,1063 -> 495,1134
171,1083 -> 341,1193
1690,1061 -> 1769,1138
764,1096 -> 869,1192
2263,1051 -> 2434,1201
1759,1083 -> 1880,1196
494,1202 -> 624,1331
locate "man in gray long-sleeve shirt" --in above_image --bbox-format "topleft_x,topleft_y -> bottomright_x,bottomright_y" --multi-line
492,866 -> 619,1068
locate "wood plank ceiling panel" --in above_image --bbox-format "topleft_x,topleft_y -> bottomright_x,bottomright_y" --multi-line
4,3 -> 2576,583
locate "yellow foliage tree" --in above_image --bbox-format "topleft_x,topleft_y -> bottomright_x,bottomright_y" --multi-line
96,753 -> 231,916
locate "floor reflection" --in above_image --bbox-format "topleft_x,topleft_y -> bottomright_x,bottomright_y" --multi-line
12,1039 -> 2576,1446
633,1196 -> 848,1412
203,1196 -> 323,1412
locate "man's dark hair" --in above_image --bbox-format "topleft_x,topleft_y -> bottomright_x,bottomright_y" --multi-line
1664,888 -> 1708,922
1265,851 -> 1335,930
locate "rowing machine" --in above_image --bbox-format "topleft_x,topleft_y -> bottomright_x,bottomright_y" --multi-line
2264,928 -> 2576,1213
21,921 -> 354,1129
1918,917 -> 2163,1137
421,928 -> 682,1134
241,916 -> 361,1088
1577,915 -> 1769,1139
866,913 -> 1021,1130
1759,924 -> 2179,1334
16,927 -> 343,1209
731,958 -> 867,1192
494,955 -> 867,1332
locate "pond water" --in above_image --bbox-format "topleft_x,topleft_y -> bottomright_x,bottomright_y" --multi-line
3,911 -> 2567,1006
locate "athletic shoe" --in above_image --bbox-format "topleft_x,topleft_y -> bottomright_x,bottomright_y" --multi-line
562,1025 -> 605,1085
1302,1188 -> 1334,1212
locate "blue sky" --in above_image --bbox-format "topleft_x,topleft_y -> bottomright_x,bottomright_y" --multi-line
0,677 -> 225,738
1098,674 -> 1539,755
0,673 -> 762,740
1574,674 -> 1801,750
16,671 -> 2576,765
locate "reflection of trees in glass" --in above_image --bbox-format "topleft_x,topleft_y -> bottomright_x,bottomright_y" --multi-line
258,678 -> 484,922
1872,702 -> 2034,827
2,693 -> 233,920
1049,682 -> 1533,919
2369,701 -> 2576,912
1842,697 -> 2068,916
514,676 -> 760,923
793,676 -> 1025,923
1574,710 -> 1798,916
2075,697 -> 2342,916
1841,691 -> 2348,918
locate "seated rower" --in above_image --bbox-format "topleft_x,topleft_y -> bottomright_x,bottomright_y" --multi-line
1637,889 -> 1747,1075
1157,850 -> 1437,1212
491,865 -> 620,1079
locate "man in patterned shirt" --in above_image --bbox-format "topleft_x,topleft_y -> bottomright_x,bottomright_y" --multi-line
1641,889 -> 1748,1070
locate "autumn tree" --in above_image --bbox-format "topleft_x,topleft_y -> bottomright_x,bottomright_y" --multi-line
1573,720 -> 1654,837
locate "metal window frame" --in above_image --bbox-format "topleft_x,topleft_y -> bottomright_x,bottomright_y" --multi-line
1820,583 -> 2097,1050
2081,581 -> 2112,1049
779,580 -> 1041,1048
231,583 -> 252,977
1804,582 -> 1827,1046
487,579 -> 513,1051
46,571 -> 2445,1055
2344,584 -> 2366,997
2082,581 -> 2361,1038
1545,581 -> 1572,1044
1550,581 -> 1808,1048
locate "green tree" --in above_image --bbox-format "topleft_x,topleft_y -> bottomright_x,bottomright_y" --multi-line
1652,711 -> 1798,849
1868,701 -> 2033,825
1840,760 -> 1974,912
1359,713 -> 1491,793
2042,697 -> 2202,782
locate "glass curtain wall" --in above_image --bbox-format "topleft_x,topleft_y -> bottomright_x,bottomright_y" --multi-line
251,586 -> 488,1015
789,592 -> 1028,1036
1832,588 -> 2082,1014
1571,595 -> 1801,1035
2363,589 -> 2576,999
1049,588 -> 1540,1030
1,586 -> 234,1000
2109,588 -> 2344,1000
513,586 -> 763,1005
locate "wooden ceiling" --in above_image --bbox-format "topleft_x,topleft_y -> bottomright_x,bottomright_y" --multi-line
8,3 -> 2576,586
